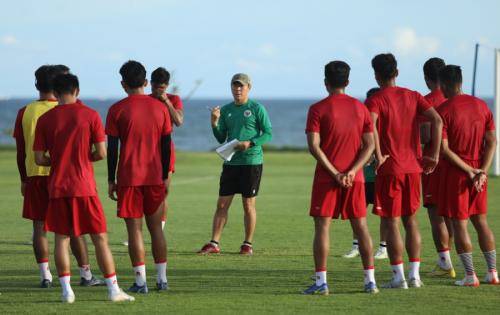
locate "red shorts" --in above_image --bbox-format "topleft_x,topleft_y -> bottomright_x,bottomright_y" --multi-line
117,185 -> 166,218
309,180 -> 366,219
422,162 -> 442,207
373,173 -> 421,218
45,196 -> 107,236
438,161 -> 487,220
22,176 -> 49,221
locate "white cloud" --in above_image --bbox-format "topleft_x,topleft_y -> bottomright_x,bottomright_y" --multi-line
1,35 -> 18,46
393,27 -> 439,56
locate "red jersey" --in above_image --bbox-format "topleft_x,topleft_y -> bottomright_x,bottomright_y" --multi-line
106,94 -> 172,187
438,94 -> 495,162
306,94 -> 373,183
33,101 -> 105,198
366,86 -> 431,175
422,89 -> 447,157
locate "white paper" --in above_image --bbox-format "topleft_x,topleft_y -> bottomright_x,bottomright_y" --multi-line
216,139 -> 239,161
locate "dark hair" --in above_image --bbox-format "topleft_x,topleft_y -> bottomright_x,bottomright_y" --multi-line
151,67 -> 170,85
52,64 -> 70,75
366,87 -> 380,99
53,73 -> 79,95
439,65 -> 462,86
35,65 -> 58,93
324,61 -> 350,88
119,60 -> 146,88
371,53 -> 398,80
423,58 -> 445,82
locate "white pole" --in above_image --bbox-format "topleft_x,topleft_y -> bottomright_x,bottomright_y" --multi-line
494,49 -> 500,176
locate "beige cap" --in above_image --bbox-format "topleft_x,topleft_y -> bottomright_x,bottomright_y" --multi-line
231,73 -> 251,86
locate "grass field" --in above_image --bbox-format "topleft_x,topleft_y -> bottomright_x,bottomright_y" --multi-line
0,149 -> 499,314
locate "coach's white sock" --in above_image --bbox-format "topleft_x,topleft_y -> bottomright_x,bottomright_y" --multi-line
391,263 -> 405,282
133,263 -> 146,286
155,261 -> 167,283
364,267 -> 375,285
409,259 -> 421,280
38,260 -> 52,281
315,270 -> 327,286
438,249 -> 453,270
59,275 -> 74,296
104,273 -> 120,294
161,220 -> 166,230
79,264 -> 92,280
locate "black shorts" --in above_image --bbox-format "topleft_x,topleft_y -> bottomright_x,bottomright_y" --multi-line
219,164 -> 263,198
365,181 -> 375,205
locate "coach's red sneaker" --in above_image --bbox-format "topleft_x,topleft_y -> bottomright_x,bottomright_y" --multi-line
197,242 -> 220,255
239,244 -> 253,256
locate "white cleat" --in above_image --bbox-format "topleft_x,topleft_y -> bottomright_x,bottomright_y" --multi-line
381,278 -> 408,289
483,270 -> 499,285
408,278 -> 424,288
343,246 -> 360,258
374,246 -> 388,259
109,289 -> 135,302
61,293 -> 75,303
455,274 -> 480,287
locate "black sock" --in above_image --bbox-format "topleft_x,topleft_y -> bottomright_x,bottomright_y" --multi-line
243,241 -> 252,246
210,240 -> 219,245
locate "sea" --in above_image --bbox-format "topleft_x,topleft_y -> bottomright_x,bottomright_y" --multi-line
0,97 -> 494,151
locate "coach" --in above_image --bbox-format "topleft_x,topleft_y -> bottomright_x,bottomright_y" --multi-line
198,73 -> 273,256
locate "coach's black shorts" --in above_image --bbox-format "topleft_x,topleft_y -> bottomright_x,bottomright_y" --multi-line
219,164 -> 263,198
365,181 -> 375,205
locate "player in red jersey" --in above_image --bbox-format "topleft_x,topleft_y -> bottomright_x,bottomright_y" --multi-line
106,61 -> 172,293
420,58 -> 456,278
33,73 -> 134,303
437,65 -> 498,286
303,61 -> 378,295
13,65 -> 103,288
150,67 -> 183,229
367,53 -> 443,289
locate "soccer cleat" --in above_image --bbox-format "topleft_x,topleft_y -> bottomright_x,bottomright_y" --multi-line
408,278 -> 424,288
374,246 -> 388,259
381,279 -> 408,289
239,244 -> 253,255
364,282 -> 379,294
109,289 -> 135,302
40,279 -> 52,288
122,241 -> 129,246
430,264 -> 456,278
197,243 -> 220,255
343,246 -> 360,258
80,276 -> 105,286
483,270 -> 500,285
455,274 -> 480,287
303,283 -> 329,295
128,282 -> 149,293
156,281 -> 168,291
61,293 -> 75,303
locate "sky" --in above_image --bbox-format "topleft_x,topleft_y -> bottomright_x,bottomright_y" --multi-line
1,0 -> 499,99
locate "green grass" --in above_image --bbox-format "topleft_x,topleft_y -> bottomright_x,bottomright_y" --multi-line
0,150 -> 499,314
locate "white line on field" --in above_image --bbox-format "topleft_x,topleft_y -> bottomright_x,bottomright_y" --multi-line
172,176 -> 216,185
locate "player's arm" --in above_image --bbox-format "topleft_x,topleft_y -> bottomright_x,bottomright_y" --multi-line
34,151 -> 51,166
370,112 -> 389,169
307,132 -> 345,186
420,122 -> 431,145
421,107 -> 442,173
347,132 -> 375,179
91,141 -> 106,161
211,106 -> 227,143
481,130 -> 497,173
159,94 -> 183,126
161,134 -> 172,180
441,139 -> 481,180
107,136 -> 119,201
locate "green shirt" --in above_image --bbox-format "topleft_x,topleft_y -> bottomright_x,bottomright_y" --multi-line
363,157 -> 376,183
212,99 -> 273,165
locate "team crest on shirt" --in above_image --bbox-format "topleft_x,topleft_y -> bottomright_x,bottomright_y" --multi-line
244,110 -> 252,118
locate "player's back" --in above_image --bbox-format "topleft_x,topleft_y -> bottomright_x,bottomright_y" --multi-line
438,94 -> 494,162
37,101 -> 102,198
106,95 -> 171,186
367,86 -> 430,175
307,94 -> 372,181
